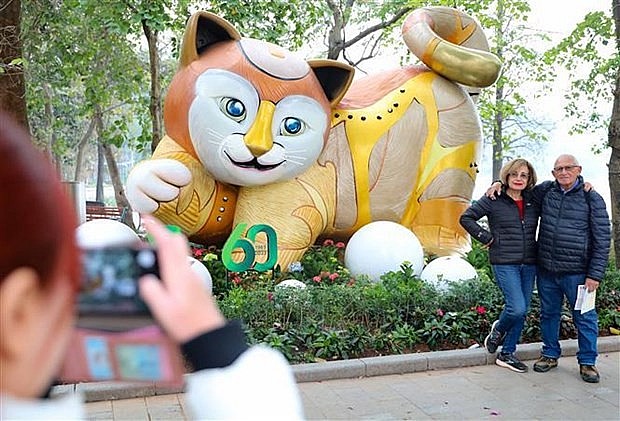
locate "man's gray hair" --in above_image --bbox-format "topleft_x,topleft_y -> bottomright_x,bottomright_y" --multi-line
554,154 -> 580,166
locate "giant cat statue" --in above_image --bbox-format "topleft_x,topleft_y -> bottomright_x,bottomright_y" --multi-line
126,6 -> 501,270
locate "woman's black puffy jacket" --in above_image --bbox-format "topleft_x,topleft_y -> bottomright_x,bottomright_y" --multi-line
459,189 -> 540,265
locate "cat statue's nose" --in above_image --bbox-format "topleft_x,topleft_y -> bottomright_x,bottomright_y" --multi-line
245,100 -> 275,157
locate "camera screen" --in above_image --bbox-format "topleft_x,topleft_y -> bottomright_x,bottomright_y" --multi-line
78,246 -> 159,316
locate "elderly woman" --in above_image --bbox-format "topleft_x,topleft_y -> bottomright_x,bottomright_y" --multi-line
459,158 -> 539,373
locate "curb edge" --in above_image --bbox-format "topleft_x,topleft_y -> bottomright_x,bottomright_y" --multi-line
55,336 -> 619,402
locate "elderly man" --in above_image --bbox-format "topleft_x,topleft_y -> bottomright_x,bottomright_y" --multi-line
532,154 -> 611,383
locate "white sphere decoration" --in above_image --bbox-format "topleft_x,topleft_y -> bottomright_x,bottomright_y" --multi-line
276,279 -> 307,289
420,256 -> 478,291
188,257 -> 213,293
344,221 -> 424,282
76,219 -> 140,248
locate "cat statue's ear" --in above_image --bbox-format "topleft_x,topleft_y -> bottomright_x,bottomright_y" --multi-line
307,59 -> 355,106
178,12 -> 354,105
180,12 -> 242,67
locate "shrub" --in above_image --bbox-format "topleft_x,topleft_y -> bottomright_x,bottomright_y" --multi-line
465,240 -> 493,280
285,239 -> 350,285
388,323 -> 420,353
195,241 -> 619,363
598,263 -> 620,332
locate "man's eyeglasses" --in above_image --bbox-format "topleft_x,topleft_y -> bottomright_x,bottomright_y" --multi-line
553,165 -> 580,173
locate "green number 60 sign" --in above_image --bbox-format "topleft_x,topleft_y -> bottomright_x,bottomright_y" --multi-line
221,223 -> 278,272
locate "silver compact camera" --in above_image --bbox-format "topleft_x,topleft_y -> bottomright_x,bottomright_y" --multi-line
78,245 -> 159,317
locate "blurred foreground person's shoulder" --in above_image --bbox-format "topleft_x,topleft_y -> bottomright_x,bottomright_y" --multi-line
183,321 -> 304,419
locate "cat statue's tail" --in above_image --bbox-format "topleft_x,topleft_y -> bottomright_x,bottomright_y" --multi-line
402,6 -> 501,92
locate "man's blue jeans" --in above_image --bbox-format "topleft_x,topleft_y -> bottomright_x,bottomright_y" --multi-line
537,268 -> 598,365
491,264 -> 536,354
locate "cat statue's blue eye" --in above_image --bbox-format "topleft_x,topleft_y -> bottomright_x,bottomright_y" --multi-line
219,98 -> 246,122
280,117 -> 304,136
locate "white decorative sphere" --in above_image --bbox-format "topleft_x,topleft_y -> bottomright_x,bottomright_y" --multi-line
420,256 -> 478,291
276,279 -> 307,289
188,257 -> 213,293
76,219 -> 140,248
344,221 -> 424,282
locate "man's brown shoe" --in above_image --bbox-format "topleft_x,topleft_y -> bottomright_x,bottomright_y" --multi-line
580,365 -> 600,383
533,356 -> 558,372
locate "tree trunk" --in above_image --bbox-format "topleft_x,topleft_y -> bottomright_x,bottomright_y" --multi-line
101,142 -> 135,228
490,0 -> 506,181
609,0 -> 620,268
0,0 -> 29,131
94,103 -> 106,202
142,21 -> 163,152
326,0 -> 346,60
42,83 -> 60,172
74,116 -> 96,181
492,83 -> 504,181
94,105 -> 134,228
96,141 -> 105,202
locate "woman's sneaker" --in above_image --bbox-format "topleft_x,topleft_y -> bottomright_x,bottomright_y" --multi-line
484,320 -> 506,353
496,353 -> 528,373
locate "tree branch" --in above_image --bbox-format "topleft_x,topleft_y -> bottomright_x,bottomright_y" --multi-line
343,7 -> 413,49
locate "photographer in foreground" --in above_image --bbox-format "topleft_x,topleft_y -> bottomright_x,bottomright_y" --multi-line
0,111 -> 303,419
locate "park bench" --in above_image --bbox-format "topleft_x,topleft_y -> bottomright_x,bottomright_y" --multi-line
86,201 -> 128,222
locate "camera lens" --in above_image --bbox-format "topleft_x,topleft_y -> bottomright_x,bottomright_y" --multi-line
136,249 -> 156,269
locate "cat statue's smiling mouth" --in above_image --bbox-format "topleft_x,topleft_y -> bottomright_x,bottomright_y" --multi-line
225,152 -> 284,171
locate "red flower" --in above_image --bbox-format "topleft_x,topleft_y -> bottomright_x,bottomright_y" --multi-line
192,248 -> 204,257
476,305 -> 486,315
322,239 -> 334,246
335,241 -> 345,249
231,275 -> 242,285
267,292 -> 274,302
436,308 -> 444,317
312,276 -> 322,283
328,273 -> 339,281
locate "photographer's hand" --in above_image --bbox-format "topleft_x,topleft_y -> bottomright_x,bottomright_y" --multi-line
139,215 -> 226,343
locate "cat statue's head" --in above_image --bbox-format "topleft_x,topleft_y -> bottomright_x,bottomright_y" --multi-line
163,12 -> 354,187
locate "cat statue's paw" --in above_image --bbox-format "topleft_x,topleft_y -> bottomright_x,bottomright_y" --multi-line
126,159 -> 192,213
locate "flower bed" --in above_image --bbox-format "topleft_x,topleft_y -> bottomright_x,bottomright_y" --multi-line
192,241 -> 620,364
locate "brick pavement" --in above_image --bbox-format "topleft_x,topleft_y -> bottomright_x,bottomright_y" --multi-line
81,338 -> 619,420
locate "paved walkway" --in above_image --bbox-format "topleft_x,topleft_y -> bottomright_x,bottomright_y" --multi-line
299,352 -> 619,420
81,338 -> 619,420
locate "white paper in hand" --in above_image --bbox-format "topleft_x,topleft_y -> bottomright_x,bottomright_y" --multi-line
575,285 -> 596,314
